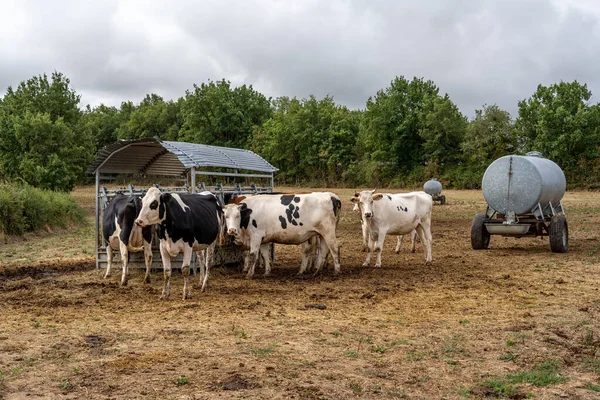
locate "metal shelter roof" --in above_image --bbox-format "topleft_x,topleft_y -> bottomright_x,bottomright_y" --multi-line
87,138 -> 278,176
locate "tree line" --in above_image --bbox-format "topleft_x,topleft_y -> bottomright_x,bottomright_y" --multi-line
1,71 -> 599,192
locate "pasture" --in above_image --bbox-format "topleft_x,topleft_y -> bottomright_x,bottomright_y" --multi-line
1,187 -> 599,399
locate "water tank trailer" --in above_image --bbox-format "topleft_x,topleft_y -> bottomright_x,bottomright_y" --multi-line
470,152 -> 568,253
423,178 -> 446,204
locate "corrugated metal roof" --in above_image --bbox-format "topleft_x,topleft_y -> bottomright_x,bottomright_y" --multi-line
87,138 -> 278,175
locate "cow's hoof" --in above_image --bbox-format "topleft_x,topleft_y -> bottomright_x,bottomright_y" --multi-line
362,263 -> 369,267
144,276 -> 151,284
245,275 -> 254,280
411,249 -> 416,253
183,294 -> 191,300
120,280 -> 128,287
425,261 -> 432,266
394,250 -> 400,254
374,264 -> 382,268
263,272 -> 271,277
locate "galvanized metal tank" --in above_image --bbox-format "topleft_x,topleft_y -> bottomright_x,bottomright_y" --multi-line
482,152 -> 566,216
423,178 -> 442,196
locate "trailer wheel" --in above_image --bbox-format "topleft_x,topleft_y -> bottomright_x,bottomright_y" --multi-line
440,195 -> 446,205
471,214 -> 490,250
549,215 -> 568,253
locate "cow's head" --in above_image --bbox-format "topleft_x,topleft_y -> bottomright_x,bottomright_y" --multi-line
350,189 -> 383,219
136,187 -> 170,227
223,203 -> 252,236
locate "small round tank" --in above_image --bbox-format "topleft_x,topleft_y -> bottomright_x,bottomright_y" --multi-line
423,178 -> 443,196
482,152 -> 566,215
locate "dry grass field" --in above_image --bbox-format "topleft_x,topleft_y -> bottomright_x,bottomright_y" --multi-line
0,186 -> 599,399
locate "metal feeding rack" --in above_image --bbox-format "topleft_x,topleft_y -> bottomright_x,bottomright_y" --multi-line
87,138 -> 278,270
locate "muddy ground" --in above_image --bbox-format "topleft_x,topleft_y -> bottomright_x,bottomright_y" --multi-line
0,188 -> 599,399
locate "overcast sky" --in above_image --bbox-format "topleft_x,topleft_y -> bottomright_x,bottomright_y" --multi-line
2,0 -> 600,117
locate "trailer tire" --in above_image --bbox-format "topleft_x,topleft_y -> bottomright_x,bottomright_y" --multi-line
550,215 -> 568,253
471,214 -> 490,250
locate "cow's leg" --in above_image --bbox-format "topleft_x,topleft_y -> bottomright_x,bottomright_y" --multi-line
361,221 -> 369,252
181,245 -> 194,300
119,241 -> 129,286
260,244 -> 271,276
242,250 -> 250,272
246,241 -> 261,279
362,231 -> 377,267
374,229 -> 387,268
416,221 -> 433,265
196,250 -> 205,288
159,241 -> 172,300
298,239 -> 315,275
143,240 -> 152,284
200,243 -> 215,292
395,235 -> 403,254
316,233 -> 340,275
410,230 -> 417,253
104,246 -> 113,279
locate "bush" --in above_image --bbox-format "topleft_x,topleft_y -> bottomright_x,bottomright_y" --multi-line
0,183 -> 85,236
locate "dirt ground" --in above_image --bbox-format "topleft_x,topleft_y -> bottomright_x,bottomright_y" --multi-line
0,187 -> 599,399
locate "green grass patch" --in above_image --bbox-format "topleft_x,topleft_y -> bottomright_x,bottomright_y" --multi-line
344,350 -> 358,358
482,378 -> 521,398
0,183 -> 85,236
507,360 -> 567,387
250,343 -> 278,357
584,383 -> 600,392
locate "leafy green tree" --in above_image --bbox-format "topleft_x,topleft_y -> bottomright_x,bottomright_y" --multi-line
116,94 -> 184,141
82,104 -> 122,151
515,81 -> 600,182
180,79 -> 272,148
462,104 -> 516,172
251,95 -> 360,185
0,72 -> 92,191
419,94 -> 467,175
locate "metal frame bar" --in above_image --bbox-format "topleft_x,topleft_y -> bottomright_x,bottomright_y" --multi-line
194,171 -> 274,179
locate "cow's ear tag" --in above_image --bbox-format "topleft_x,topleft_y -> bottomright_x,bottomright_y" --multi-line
373,194 -> 384,201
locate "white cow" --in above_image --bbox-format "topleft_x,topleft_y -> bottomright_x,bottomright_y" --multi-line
223,192 -> 341,278
352,199 -> 417,253
351,190 -> 432,268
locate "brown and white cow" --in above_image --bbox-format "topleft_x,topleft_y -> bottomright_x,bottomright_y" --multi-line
223,193 -> 341,278
351,190 -> 432,267
352,199 -> 417,253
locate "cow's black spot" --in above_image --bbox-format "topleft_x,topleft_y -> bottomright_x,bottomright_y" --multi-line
397,206 -> 400,211
285,208 -> 293,223
159,202 -> 165,220
293,210 -> 300,219
387,195 -> 392,200
252,219 -> 257,228
240,204 -> 253,229
293,196 -> 300,203
291,220 -> 298,226
299,222 -> 303,226
288,204 -> 295,210
279,215 -> 287,229
330,196 -> 341,217
280,195 -> 295,206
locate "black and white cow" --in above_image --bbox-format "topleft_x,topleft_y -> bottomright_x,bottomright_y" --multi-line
102,194 -> 152,286
351,190 -> 432,268
223,192 -> 341,277
136,188 -> 223,300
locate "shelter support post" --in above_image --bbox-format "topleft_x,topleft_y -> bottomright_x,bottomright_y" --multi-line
271,173 -> 274,191
95,170 -> 100,269
191,167 -> 196,193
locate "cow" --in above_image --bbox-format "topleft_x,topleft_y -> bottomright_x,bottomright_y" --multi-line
350,190 -> 432,268
136,188 -> 223,300
102,194 -> 152,286
223,192 -> 341,278
352,200 -> 417,253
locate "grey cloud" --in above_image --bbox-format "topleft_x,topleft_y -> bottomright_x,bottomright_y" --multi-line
1,0 -> 600,117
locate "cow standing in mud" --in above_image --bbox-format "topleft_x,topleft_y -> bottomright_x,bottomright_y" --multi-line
351,190 -> 432,268
136,188 -> 222,300
223,193 -> 341,278
102,194 -> 152,286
